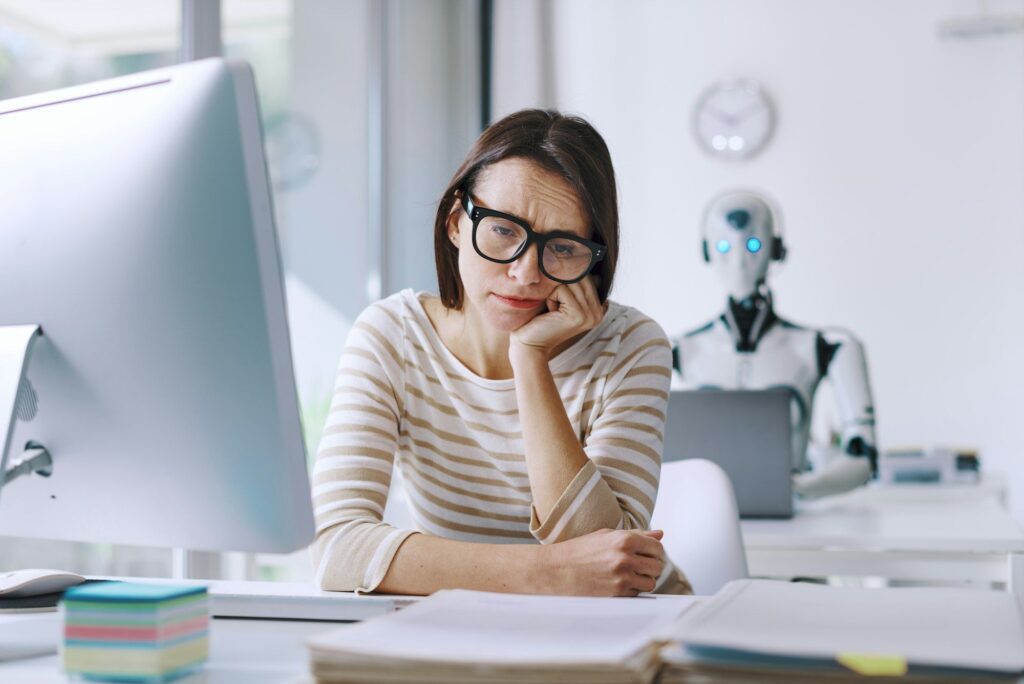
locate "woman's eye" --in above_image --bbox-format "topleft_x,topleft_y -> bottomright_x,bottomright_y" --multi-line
553,244 -> 577,257
491,225 -> 516,237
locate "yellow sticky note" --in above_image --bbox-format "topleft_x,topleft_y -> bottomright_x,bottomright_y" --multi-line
836,652 -> 908,677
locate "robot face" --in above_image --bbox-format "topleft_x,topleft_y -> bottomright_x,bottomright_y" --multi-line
704,192 -> 777,300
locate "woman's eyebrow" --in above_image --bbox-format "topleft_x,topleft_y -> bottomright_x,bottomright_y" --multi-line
480,200 -> 587,237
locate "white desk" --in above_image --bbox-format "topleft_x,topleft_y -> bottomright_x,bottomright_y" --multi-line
742,478 -> 1024,591
0,613 -> 320,683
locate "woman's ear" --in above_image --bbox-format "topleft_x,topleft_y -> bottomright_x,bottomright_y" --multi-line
446,197 -> 462,248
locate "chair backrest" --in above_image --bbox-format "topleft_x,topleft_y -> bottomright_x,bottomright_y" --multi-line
650,458 -> 749,595
382,468 -> 415,530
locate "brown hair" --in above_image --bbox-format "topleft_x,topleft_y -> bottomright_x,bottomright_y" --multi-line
434,109 -> 619,308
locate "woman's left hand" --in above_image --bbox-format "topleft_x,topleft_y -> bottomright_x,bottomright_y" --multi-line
510,277 -> 605,360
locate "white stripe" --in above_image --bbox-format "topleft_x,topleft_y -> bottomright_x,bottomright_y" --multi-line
362,528 -> 407,591
312,480 -> 389,498
541,468 -> 603,542
398,441 -> 530,488
315,498 -> 384,520
408,511 -> 531,545
314,455 -> 393,477
593,465 -> 658,503
316,430 -> 396,452
402,483 -> 529,532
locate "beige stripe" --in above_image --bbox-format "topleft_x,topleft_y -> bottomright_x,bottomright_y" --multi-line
608,338 -> 672,378
406,362 -> 520,414
406,500 -> 534,540
353,321 -> 403,370
592,449 -> 661,486
591,436 -> 663,468
615,319 -> 648,344
412,483 -> 527,524
313,467 -> 390,488
318,445 -> 395,461
314,488 -> 387,512
606,387 -> 669,402
621,364 -> 672,380
552,361 -> 595,380
336,369 -> 395,405
378,304 -> 403,329
404,414 -> 523,462
601,475 -> 655,515
592,419 -> 662,438
399,433 -> 530,493
406,385 -> 524,440
322,423 -> 395,441
600,403 -> 666,422
399,429 -> 517,473
328,402 -> 395,424
401,459 -> 528,507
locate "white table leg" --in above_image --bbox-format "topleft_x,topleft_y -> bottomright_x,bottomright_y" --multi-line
1009,552 -> 1024,595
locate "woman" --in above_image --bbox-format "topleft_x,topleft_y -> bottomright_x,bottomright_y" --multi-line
312,109 -> 690,596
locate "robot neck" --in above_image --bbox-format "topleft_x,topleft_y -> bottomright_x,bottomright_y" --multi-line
723,291 -> 777,352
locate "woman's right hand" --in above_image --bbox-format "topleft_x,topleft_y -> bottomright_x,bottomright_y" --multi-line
535,528 -> 666,596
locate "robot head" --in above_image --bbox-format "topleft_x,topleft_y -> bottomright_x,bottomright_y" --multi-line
701,190 -> 785,300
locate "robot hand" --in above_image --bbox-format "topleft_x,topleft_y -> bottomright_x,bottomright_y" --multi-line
793,454 -> 871,500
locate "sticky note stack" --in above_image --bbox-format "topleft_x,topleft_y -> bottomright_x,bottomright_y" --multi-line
61,582 -> 209,682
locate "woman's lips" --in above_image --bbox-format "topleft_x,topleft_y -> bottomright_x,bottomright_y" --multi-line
493,293 -> 544,309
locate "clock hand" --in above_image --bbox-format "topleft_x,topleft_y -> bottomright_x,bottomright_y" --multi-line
703,104 -> 736,126
733,101 -> 768,122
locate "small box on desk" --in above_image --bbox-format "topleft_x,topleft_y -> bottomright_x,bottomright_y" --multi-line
61,582 -> 209,682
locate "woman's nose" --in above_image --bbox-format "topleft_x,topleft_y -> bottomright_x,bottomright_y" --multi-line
508,243 -> 542,284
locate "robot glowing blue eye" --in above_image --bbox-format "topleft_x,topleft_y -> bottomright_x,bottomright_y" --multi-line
746,237 -> 763,254
715,239 -> 730,254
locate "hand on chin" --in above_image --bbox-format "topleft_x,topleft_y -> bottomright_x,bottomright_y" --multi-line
507,279 -> 604,359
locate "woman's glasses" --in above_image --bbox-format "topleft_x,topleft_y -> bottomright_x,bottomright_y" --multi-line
460,194 -> 605,284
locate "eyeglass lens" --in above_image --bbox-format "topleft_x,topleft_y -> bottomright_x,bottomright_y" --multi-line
475,215 -> 595,282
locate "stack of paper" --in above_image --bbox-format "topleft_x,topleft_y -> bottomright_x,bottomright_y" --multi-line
61,582 -> 209,681
661,579 -> 1024,683
307,590 -> 696,683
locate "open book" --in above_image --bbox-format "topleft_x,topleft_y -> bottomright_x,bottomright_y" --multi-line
306,580 -> 1024,683
663,579 -> 1024,682
307,590 -> 696,683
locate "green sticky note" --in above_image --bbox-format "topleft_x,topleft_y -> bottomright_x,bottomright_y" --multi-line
836,652 -> 908,676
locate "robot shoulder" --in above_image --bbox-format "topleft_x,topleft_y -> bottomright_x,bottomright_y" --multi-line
682,319 -> 717,338
819,326 -> 865,347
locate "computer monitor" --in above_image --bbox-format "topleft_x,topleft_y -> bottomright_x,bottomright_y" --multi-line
0,58 -> 315,553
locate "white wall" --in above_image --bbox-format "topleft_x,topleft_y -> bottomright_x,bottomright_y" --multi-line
496,0 -> 1024,519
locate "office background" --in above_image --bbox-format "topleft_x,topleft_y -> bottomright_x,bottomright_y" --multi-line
1,0 -> 1021,578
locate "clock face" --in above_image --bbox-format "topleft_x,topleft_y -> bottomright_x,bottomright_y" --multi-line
693,80 -> 775,160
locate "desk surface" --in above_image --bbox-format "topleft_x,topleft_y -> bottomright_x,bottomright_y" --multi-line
742,478 -> 1024,553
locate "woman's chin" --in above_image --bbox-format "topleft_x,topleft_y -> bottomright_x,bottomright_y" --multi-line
484,303 -> 543,332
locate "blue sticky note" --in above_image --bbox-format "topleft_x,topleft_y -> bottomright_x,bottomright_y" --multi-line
64,582 -> 207,603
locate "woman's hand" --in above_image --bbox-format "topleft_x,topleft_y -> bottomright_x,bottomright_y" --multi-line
509,277 -> 605,361
533,528 -> 666,596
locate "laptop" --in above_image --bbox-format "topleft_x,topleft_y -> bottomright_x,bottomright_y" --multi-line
662,389 -> 794,518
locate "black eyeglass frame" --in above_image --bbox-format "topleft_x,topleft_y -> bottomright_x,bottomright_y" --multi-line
460,194 -> 606,285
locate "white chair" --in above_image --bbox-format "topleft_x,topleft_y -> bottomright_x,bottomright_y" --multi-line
382,469 -> 415,530
650,458 -> 749,595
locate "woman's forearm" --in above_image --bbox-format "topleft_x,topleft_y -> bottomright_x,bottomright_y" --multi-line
375,532 -> 547,595
510,346 -> 590,524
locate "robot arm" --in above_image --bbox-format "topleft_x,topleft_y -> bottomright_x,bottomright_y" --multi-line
794,330 -> 878,499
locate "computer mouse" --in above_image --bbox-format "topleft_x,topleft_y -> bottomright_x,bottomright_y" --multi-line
0,569 -> 86,598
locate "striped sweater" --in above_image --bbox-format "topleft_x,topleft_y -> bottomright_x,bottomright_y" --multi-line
311,289 -> 691,594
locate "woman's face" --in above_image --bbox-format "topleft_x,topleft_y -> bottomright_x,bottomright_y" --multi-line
448,158 -> 590,333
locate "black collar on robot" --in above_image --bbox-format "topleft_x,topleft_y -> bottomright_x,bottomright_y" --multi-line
722,292 -> 777,352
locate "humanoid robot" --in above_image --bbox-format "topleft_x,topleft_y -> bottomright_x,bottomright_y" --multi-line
674,190 -> 877,499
